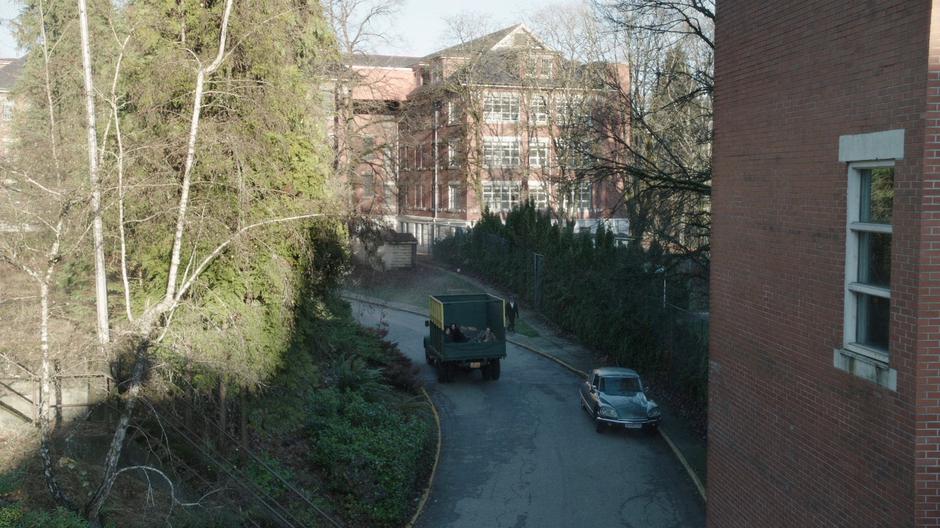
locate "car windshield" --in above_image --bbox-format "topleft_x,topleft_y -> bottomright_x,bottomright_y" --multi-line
599,376 -> 641,396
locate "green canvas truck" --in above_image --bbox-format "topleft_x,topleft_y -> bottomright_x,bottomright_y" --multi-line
423,293 -> 507,382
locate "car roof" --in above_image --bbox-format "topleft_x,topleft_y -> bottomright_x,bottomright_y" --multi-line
592,367 -> 639,377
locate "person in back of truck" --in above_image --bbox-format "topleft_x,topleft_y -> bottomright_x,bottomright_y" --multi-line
447,323 -> 466,342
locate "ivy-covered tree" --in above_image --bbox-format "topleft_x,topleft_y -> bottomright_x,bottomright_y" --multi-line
4,0 -> 343,522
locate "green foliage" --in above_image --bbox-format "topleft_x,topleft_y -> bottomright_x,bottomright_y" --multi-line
245,453 -> 294,499
0,469 -> 24,495
309,389 -> 433,527
0,505 -> 89,528
437,202 -> 709,409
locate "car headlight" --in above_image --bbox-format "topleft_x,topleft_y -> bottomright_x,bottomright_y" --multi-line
647,406 -> 661,418
598,406 -> 618,418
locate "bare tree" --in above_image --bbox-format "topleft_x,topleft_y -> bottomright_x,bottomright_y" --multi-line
324,0 -> 403,55
77,0 -> 110,354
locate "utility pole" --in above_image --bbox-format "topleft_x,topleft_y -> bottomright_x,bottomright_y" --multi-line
432,100 -> 441,256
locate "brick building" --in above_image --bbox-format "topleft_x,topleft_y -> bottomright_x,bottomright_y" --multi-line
0,58 -> 23,159
338,24 -> 629,250
710,2 -> 940,526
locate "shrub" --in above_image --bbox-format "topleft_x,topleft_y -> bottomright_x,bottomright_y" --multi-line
309,390 -> 432,527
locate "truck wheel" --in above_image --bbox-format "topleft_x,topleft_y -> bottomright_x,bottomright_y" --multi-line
489,359 -> 501,381
438,363 -> 454,383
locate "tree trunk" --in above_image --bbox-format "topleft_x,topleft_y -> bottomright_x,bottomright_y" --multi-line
239,389 -> 248,464
76,0 -> 111,354
218,378 -> 227,450
38,281 -> 73,509
84,348 -> 146,525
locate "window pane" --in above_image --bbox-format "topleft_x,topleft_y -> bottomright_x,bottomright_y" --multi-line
858,232 -> 891,287
856,293 -> 889,351
860,168 -> 894,224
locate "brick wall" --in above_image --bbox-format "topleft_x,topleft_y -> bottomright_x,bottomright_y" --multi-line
710,2 -> 931,527
916,5 -> 940,525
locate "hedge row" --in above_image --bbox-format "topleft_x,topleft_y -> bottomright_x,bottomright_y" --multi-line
435,203 -> 708,408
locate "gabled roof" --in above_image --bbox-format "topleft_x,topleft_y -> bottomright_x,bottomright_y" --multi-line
345,54 -> 420,68
421,24 -> 549,61
0,58 -> 25,92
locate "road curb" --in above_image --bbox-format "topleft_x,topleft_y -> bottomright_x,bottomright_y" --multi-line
405,387 -> 442,528
344,293 -> 707,504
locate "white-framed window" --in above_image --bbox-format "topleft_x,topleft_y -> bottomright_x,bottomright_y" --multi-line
416,144 -> 425,170
527,181 -> 549,210
525,55 -> 555,79
361,173 -> 374,197
555,94 -> 589,126
447,140 -> 460,168
384,182 -> 396,211
448,183 -> 463,211
528,139 -> 549,168
529,95 -> 549,124
362,136 -> 376,160
844,162 -> 894,363
447,101 -> 459,125
400,146 -> 413,171
483,137 -> 521,168
399,184 -> 408,209
561,182 -> 592,211
556,138 -> 590,169
482,181 -> 522,212
483,92 -> 520,123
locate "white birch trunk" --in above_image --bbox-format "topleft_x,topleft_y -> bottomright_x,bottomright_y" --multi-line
77,0 -> 111,351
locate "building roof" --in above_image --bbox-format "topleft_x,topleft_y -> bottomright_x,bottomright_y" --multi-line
0,58 -> 25,92
422,24 -> 522,60
346,54 -> 420,68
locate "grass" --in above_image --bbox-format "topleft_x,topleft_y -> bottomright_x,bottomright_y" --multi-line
513,318 -> 540,338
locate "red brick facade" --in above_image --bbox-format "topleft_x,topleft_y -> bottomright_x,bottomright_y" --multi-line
339,25 -> 630,250
710,2 -> 935,527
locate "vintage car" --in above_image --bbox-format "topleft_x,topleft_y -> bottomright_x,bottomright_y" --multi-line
579,367 -> 661,433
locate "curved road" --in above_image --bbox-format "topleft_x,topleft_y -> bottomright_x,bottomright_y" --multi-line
350,301 -> 705,528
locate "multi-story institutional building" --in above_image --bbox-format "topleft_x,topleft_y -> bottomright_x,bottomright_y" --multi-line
338,24 -> 629,249
710,2 -> 940,526
0,58 -> 23,158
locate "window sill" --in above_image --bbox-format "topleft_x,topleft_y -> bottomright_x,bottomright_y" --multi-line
833,347 -> 896,391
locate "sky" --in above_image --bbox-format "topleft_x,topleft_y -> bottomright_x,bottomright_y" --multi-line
0,0 -> 18,58
374,0 -> 552,57
0,0 -> 556,59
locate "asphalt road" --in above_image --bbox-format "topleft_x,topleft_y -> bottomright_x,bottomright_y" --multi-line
350,301 -> 705,528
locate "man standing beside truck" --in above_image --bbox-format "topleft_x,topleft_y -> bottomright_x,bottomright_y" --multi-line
506,296 -> 519,333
